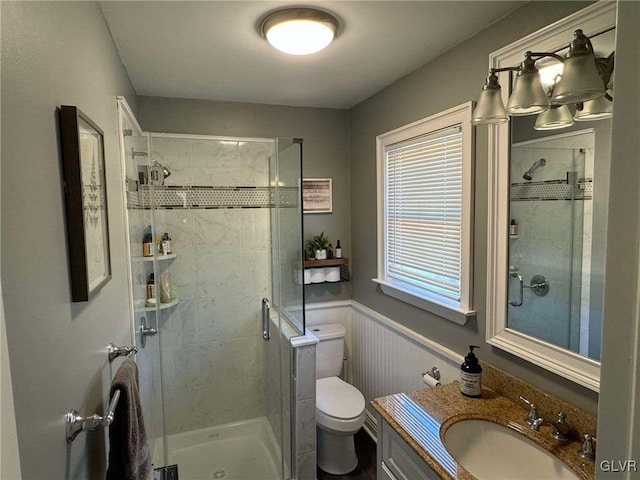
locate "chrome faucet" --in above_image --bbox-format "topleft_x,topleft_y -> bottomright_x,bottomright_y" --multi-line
578,433 -> 596,460
519,396 -> 539,427
531,412 -> 571,442
519,396 -> 570,442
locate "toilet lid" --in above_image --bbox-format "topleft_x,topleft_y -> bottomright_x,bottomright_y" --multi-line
316,377 -> 365,419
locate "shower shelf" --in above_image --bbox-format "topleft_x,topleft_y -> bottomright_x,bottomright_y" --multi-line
134,253 -> 177,262
136,299 -> 180,312
510,234 -> 520,239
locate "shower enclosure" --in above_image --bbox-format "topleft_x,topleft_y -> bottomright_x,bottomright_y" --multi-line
117,98 -> 305,479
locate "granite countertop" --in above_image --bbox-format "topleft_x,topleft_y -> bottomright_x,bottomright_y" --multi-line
372,381 -> 595,480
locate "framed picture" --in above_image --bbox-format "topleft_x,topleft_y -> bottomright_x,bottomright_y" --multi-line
303,178 -> 332,213
58,106 -> 112,302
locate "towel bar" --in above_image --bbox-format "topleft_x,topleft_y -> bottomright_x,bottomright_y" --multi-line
107,343 -> 137,362
66,389 -> 120,442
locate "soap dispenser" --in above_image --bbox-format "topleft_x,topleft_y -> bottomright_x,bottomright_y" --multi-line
460,345 -> 482,398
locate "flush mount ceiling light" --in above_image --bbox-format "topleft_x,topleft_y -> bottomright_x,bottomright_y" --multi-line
260,8 -> 339,56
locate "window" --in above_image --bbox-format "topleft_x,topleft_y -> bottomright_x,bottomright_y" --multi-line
374,102 -> 475,324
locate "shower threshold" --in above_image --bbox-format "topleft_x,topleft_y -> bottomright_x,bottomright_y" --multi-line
152,416 -> 282,480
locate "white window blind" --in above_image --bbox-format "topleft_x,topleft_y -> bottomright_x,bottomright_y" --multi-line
385,126 -> 463,302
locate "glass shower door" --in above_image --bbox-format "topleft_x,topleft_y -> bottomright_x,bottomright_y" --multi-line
268,138 -> 305,479
116,98 -> 166,468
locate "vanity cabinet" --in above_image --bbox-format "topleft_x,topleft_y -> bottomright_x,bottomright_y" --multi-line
377,417 -> 440,480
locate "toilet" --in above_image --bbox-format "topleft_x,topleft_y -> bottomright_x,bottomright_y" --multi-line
314,324 -> 366,475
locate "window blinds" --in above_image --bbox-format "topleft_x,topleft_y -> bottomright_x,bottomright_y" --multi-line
385,126 -> 463,302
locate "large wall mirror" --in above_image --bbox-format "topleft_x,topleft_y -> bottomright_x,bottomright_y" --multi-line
486,2 -> 616,391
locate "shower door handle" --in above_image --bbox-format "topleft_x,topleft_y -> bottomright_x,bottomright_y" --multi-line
509,273 -> 524,307
262,297 -> 271,341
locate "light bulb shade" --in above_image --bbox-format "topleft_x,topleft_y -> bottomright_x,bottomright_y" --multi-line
261,8 -> 338,55
472,74 -> 508,125
507,70 -> 550,115
534,105 -> 574,130
551,30 -> 604,104
574,95 -> 613,121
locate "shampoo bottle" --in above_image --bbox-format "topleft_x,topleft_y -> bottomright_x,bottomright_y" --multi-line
143,225 -> 153,257
460,345 -> 482,398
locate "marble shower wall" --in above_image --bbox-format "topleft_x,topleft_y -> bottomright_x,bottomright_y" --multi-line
148,135 -> 275,435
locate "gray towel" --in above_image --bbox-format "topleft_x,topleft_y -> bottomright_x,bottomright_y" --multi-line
106,359 -> 150,480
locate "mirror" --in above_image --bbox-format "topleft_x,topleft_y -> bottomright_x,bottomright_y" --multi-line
486,2 -> 616,391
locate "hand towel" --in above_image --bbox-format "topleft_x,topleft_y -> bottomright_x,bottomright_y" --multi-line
106,358 -> 150,480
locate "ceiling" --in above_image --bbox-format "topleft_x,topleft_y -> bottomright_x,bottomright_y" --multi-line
100,1 -> 526,109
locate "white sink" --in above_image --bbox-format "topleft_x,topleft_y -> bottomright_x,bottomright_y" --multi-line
443,419 -> 579,480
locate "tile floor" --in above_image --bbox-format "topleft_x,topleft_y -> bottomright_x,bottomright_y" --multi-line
317,429 -> 377,480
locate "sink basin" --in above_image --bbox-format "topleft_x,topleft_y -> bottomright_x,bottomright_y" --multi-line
443,419 -> 579,480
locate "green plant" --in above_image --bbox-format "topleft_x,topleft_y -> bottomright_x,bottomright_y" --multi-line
305,232 -> 332,258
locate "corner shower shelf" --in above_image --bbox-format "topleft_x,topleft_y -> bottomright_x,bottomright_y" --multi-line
135,253 -> 177,262
136,299 -> 180,312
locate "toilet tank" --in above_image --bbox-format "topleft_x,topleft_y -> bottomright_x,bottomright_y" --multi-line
312,324 -> 346,379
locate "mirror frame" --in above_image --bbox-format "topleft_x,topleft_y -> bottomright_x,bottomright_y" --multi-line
486,2 -> 616,392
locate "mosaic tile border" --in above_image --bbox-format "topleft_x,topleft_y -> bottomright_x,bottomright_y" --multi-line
127,185 -> 299,209
511,179 -> 593,201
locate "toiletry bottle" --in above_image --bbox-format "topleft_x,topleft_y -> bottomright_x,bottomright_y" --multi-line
510,219 -> 518,236
146,273 -> 155,301
460,345 -> 482,398
335,240 -> 342,259
143,226 -> 153,257
157,235 -> 163,254
162,232 -> 172,255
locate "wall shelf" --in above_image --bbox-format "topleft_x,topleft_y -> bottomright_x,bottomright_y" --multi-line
304,257 -> 349,283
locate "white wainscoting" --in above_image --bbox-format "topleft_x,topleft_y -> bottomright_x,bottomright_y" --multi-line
305,300 -> 464,437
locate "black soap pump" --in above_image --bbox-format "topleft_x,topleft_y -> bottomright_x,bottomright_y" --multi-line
460,345 -> 482,398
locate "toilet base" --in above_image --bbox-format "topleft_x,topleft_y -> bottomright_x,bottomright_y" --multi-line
317,425 -> 358,475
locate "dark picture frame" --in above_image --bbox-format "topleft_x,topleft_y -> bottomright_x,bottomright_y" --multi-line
58,106 -> 112,302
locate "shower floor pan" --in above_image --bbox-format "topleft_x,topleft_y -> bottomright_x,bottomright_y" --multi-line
153,417 -> 282,480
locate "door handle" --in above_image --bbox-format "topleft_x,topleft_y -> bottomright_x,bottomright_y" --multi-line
509,272 -> 524,306
262,297 -> 271,341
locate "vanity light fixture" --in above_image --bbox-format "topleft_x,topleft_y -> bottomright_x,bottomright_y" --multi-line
260,7 -> 339,56
471,29 -> 614,127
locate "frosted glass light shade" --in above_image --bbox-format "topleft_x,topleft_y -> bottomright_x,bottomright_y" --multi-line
472,74 -> 508,125
261,8 -> 338,56
507,70 -> 550,115
534,105 -> 574,130
551,30 -> 604,104
574,95 -> 613,121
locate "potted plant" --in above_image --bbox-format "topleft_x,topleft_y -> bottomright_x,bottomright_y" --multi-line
305,232 -> 332,260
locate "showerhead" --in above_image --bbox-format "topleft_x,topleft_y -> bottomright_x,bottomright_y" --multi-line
523,158 -> 546,181
152,160 -> 171,179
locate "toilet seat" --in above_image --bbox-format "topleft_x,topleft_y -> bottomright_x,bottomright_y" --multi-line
316,377 -> 365,432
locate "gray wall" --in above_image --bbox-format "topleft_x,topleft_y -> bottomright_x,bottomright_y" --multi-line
1,2 -> 137,478
138,96 -> 352,303
348,1 -> 600,412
